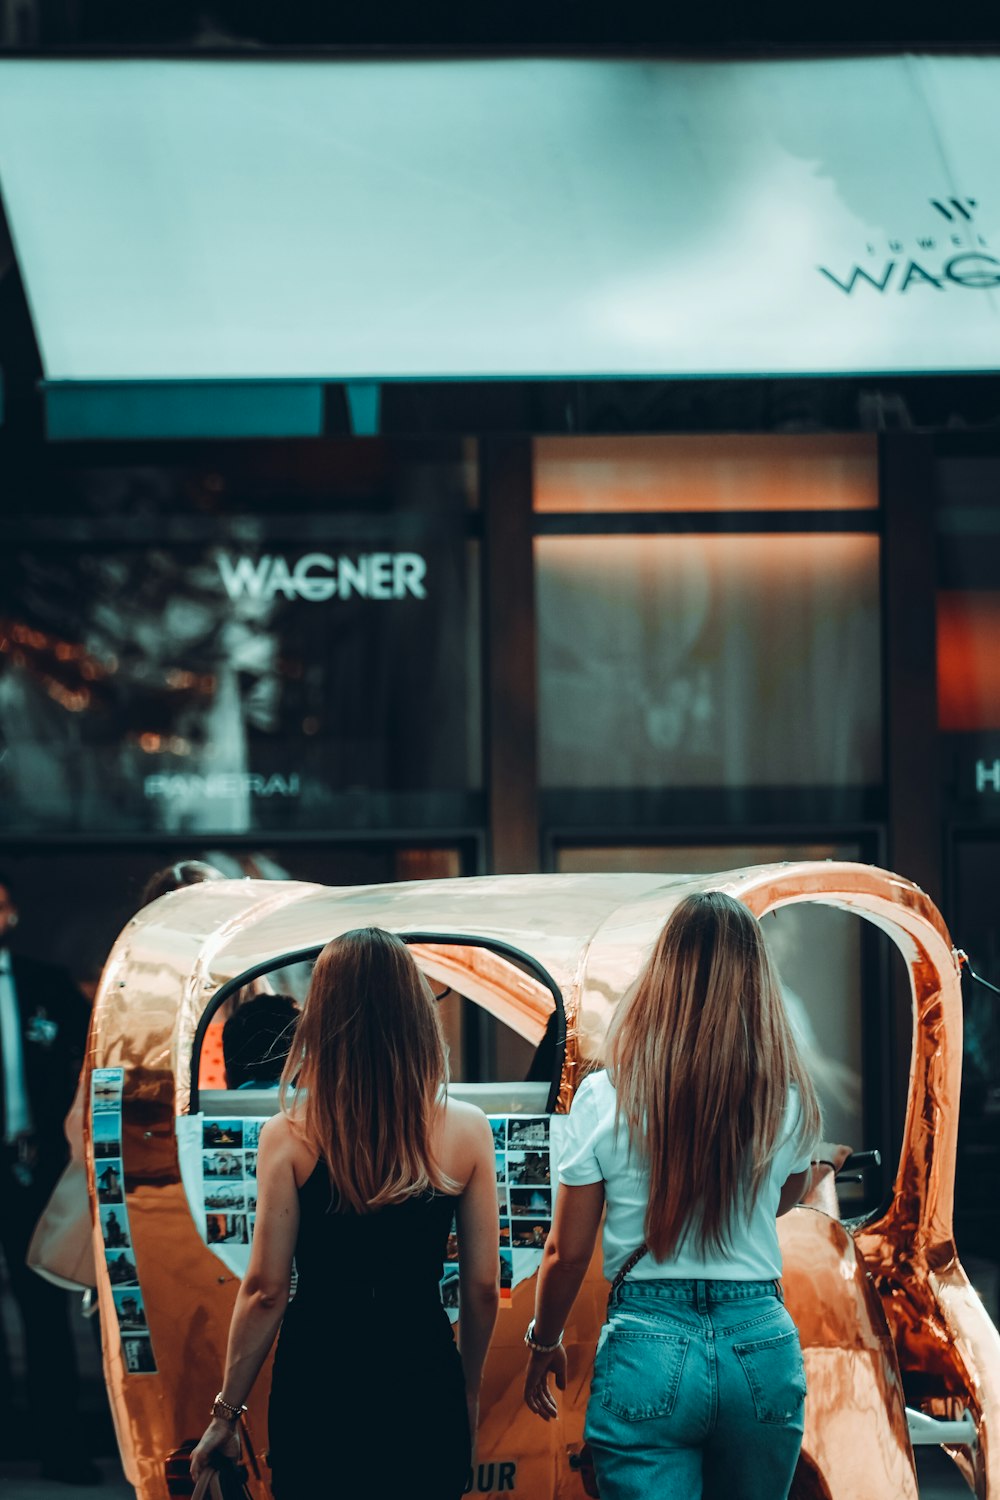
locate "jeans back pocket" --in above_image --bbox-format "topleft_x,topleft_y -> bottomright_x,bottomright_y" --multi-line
733,1327 -> 806,1426
600,1329 -> 690,1422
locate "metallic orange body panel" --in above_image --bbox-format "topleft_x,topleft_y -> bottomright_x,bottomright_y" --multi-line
85,865 -> 999,1498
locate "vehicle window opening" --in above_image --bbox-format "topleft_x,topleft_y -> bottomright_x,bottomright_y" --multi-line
190,933 -> 566,1116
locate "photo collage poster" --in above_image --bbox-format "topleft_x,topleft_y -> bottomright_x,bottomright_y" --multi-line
202,1118 -> 260,1249
92,1067 -> 157,1375
441,1115 -> 552,1322
183,1111 -> 556,1315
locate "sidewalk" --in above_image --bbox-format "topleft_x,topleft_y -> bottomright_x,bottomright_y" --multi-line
0,1460 -> 133,1500
0,1448 -> 976,1498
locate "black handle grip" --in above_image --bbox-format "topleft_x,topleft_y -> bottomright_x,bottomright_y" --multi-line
838,1149 -> 881,1175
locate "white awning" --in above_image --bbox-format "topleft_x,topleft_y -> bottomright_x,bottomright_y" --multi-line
0,54 -> 998,436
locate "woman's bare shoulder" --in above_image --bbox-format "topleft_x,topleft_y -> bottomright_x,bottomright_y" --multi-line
260,1112 -> 312,1161
258,1112 -> 296,1153
436,1098 -> 493,1181
442,1096 -> 493,1138
259,1111 -> 319,1188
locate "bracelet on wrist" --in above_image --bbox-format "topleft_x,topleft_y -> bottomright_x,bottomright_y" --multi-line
211,1393 -> 247,1426
524,1318 -> 563,1354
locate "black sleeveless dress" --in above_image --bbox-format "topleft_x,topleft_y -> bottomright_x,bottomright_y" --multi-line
268,1164 -> 470,1499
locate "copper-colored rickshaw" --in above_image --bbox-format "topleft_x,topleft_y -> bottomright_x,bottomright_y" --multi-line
85,862 -> 1000,1499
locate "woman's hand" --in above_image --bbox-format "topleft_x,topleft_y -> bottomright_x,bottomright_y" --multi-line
801,1143 -> 853,1218
523,1343 -> 567,1421
814,1142 -> 853,1175
189,1419 -> 240,1483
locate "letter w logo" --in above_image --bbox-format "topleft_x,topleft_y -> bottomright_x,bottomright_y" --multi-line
818,262 -> 895,294
218,554 -> 272,600
931,197 -> 977,222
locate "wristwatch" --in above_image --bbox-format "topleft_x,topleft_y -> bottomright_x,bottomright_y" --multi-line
212,1393 -> 247,1425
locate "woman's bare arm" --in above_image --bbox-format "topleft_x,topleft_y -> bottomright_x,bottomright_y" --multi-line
524,1180 -> 604,1421
780,1143 -> 853,1217
190,1115 -> 300,1479
453,1105 -> 501,1446
454,1109 -> 501,1387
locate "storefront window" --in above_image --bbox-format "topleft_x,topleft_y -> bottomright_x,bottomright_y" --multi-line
935,457 -> 1000,814
0,441 -> 481,835
535,434 -> 877,512
928,453 -> 1000,1320
537,533 -> 881,790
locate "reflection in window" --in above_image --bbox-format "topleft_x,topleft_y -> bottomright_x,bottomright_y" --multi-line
537,534 -> 881,789
535,434 -> 878,512
937,591 -> 1000,730
0,447 -> 480,836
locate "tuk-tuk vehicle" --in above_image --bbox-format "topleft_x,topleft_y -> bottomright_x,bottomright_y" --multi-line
84,862 -> 1000,1498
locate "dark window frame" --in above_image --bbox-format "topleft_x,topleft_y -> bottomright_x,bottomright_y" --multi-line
189,931 -> 567,1116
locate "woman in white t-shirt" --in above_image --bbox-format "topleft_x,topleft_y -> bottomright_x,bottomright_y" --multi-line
522,891 -> 822,1500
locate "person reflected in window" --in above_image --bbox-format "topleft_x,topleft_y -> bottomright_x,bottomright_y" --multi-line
138,860 -> 226,906
523,892 -> 824,1500
191,928 -> 500,1500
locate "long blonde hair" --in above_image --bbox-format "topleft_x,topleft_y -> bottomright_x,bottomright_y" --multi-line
280,926 -> 452,1211
607,891 -> 821,1259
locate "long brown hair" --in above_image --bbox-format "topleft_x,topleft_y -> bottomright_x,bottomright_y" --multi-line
607,891 -> 821,1259
280,926 -> 452,1211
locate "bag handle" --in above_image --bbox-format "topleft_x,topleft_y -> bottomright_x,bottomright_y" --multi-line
608,1242 -> 649,1309
237,1416 -> 260,1483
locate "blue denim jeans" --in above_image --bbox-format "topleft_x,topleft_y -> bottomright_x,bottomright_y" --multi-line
585,1279 -> 806,1500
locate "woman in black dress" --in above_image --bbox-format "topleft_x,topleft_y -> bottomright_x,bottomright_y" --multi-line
191,927 -> 500,1498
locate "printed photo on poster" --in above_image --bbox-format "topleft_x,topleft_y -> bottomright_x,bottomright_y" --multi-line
106,1249 -> 139,1286
245,1150 -> 257,1179
499,1250 -> 513,1292
512,1219 -> 550,1250
204,1182 -> 245,1211
508,1117 -> 549,1151
204,1119 -> 243,1151
511,1247 -> 544,1284
203,1150 -> 244,1180
92,1112 -> 122,1160
440,1266 -> 460,1310
499,1218 -> 511,1250
112,1287 -> 148,1332
496,1184 -> 509,1218
444,1218 -> 459,1263
509,1187 -> 551,1219
495,1151 -> 507,1184
489,1118 -> 507,1152
206,1213 -> 249,1246
506,1150 -> 550,1187
248,1214 -> 256,1241
122,1335 -> 157,1374
100,1205 -> 130,1249
243,1120 -> 263,1150
96,1159 -> 124,1204
91,1068 -> 124,1112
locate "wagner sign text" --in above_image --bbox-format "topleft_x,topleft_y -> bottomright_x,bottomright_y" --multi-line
217,552 -> 427,603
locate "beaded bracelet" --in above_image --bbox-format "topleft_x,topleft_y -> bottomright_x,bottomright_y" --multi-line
524,1318 -> 564,1354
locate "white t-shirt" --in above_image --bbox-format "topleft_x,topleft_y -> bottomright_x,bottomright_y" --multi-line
558,1070 -> 812,1282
